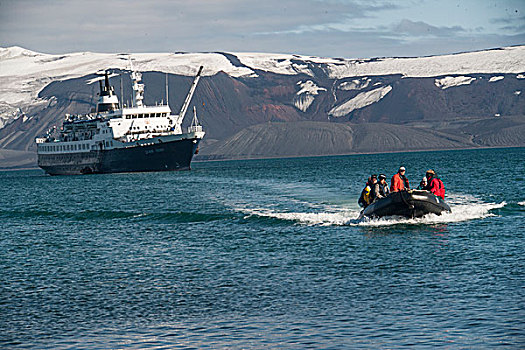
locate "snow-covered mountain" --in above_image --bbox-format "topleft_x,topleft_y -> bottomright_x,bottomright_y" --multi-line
0,45 -> 524,167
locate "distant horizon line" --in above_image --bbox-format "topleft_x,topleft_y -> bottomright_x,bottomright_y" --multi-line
3,44 -> 524,61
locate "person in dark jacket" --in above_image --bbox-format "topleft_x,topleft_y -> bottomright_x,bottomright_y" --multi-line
373,174 -> 390,201
358,174 -> 377,208
417,176 -> 427,190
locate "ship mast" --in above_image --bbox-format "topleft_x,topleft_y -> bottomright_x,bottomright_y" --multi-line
129,58 -> 144,107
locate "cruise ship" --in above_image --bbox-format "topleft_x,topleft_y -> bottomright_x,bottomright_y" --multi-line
36,64 -> 205,175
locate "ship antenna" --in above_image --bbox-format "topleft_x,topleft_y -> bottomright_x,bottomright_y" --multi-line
165,72 -> 169,107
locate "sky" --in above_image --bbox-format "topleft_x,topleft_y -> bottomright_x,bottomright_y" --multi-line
0,0 -> 523,59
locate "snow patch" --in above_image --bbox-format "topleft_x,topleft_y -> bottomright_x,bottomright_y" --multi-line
294,95 -> 315,113
329,85 -> 392,117
327,46 -> 525,79
293,80 -> 326,112
339,78 -> 371,90
86,73 -> 120,85
0,46 -> 42,60
434,76 -> 476,89
296,80 -> 326,95
489,75 -> 504,82
235,52 -> 342,76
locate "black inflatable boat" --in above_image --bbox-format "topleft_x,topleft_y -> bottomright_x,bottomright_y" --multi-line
358,190 -> 451,219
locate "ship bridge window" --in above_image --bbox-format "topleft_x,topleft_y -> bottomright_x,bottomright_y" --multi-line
139,114 -> 144,118
126,115 -> 131,119
132,115 -> 137,119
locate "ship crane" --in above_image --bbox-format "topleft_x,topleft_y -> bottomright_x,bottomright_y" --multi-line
174,66 -> 204,126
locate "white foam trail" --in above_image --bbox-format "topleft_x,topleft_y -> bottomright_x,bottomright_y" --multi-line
352,201 -> 505,227
238,194 -> 506,227
241,207 -> 358,226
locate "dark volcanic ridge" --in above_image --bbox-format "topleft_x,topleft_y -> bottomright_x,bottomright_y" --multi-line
196,118 -> 525,160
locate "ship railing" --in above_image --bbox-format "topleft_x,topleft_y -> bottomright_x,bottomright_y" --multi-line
188,125 -> 203,133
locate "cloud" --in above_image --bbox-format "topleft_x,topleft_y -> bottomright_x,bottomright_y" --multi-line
491,15 -> 525,33
393,19 -> 466,37
0,0 -> 403,52
0,0 -> 523,59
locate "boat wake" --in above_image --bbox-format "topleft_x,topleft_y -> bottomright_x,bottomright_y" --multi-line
236,193 -> 506,227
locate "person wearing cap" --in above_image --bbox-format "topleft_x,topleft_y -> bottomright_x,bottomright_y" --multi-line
373,174 -> 390,200
423,169 -> 445,199
358,174 -> 377,208
390,166 -> 410,192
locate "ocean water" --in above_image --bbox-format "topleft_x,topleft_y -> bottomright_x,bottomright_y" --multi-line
1,147 -> 524,349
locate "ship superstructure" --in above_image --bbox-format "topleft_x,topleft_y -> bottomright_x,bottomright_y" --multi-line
36,64 -> 205,175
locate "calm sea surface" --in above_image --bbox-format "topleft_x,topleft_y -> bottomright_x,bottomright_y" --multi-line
1,148 -> 524,349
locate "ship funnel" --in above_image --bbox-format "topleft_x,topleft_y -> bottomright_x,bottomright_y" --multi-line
96,71 -> 120,113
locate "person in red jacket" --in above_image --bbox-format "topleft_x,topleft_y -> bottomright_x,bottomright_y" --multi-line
424,169 -> 445,199
390,166 -> 410,192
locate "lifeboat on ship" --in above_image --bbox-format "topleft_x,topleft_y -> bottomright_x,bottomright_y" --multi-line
358,190 -> 451,220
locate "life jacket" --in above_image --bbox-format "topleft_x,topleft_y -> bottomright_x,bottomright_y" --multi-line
390,173 -> 408,192
428,177 -> 445,199
363,185 -> 372,204
358,183 -> 373,207
435,177 -> 445,199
